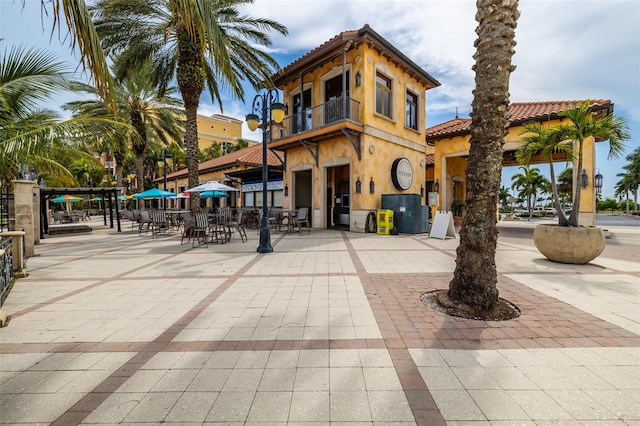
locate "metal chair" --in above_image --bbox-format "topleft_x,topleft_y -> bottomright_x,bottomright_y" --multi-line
292,207 -> 310,235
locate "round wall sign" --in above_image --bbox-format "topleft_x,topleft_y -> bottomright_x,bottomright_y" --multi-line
391,157 -> 413,190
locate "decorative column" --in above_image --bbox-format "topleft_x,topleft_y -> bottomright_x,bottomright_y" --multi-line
33,185 -> 41,245
11,180 -> 36,257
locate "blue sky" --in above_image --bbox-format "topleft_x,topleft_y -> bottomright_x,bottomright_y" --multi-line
1,0 -> 638,199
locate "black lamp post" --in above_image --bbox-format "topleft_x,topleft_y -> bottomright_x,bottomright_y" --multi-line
158,149 -> 173,210
158,149 -> 173,191
246,88 -> 286,254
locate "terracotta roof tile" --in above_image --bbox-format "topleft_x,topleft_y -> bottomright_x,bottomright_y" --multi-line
274,25 -> 439,88
426,99 -> 612,139
425,153 -> 434,165
276,29 -> 359,78
164,144 -> 283,180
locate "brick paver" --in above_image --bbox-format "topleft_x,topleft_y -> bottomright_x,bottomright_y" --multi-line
1,216 -> 638,425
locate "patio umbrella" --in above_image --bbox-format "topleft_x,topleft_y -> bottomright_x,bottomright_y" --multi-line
185,180 -> 239,193
51,194 -> 83,212
168,192 -> 189,199
90,196 -> 103,201
132,188 -> 176,199
199,190 -> 229,198
117,194 -> 133,201
51,194 -> 83,203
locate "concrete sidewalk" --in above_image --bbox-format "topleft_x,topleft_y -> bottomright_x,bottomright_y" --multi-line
1,217 -> 638,425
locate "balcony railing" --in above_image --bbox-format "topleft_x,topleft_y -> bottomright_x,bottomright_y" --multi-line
270,96 -> 360,141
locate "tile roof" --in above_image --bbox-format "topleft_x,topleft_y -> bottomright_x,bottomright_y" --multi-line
425,99 -> 612,140
273,25 -> 439,88
164,143 -> 283,180
425,154 -> 435,166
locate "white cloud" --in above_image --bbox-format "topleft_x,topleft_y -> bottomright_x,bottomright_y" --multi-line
2,0 -> 638,198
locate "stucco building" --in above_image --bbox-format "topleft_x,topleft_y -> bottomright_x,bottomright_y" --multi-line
160,143 -> 284,209
196,113 -> 253,152
267,24 -> 440,230
425,100 -> 613,226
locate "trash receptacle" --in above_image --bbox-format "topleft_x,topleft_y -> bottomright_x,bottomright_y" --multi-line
377,209 -> 394,235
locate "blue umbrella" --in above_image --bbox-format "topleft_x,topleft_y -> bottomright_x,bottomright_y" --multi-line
200,190 -> 229,198
132,188 -> 175,199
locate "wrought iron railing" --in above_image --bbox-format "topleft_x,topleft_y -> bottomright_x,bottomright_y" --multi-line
0,237 -> 13,307
0,186 -> 11,233
270,96 -> 361,141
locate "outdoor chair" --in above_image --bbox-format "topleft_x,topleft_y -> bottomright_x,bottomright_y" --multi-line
226,209 -> 247,243
257,209 -> 278,234
52,211 -> 63,224
192,213 -> 210,247
130,209 -> 141,230
291,207 -> 310,235
269,208 -> 283,233
207,211 -> 230,244
150,210 -> 169,237
137,210 -> 153,235
180,215 -> 196,245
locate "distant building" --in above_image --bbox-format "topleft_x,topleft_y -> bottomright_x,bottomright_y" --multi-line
196,113 -> 256,152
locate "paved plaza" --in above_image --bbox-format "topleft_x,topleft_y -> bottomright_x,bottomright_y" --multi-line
1,215 -> 639,425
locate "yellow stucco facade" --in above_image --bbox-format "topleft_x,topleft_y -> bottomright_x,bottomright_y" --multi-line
196,114 -> 247,152
269,25 -> 439,231
427,107 -> 605,226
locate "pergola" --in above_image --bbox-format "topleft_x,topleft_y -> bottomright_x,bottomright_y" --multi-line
40,187 -> 122,238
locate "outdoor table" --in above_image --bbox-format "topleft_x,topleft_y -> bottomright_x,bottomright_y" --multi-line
281,209 -> 298,233
208,214 -> 231,244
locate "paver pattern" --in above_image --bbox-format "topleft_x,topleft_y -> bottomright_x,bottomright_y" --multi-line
1,217 -> 638,425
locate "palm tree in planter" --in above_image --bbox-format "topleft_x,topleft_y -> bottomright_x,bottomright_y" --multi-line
517,100 -> 630,264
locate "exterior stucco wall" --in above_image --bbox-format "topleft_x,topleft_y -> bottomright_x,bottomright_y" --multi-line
431,117 -> 599,225
279,43 -> 430,231
196,115 -> 244,151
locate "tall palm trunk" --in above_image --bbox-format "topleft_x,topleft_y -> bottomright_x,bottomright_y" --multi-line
448,0 -> 519,312
130,110 -> 147,208
176,30 -> 205,213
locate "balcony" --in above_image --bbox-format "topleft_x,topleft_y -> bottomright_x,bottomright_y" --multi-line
268,96 -> 362,148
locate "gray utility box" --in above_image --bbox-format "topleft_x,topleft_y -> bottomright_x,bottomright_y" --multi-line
381,193 -> 429,234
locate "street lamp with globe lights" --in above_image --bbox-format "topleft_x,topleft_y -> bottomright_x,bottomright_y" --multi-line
246,88 -> 286,254
158,149 -> 173,209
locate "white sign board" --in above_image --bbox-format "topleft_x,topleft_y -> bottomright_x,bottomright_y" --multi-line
429,211 -> 457,239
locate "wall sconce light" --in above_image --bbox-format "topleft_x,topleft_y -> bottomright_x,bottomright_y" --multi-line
581,169 -> 588,189
355,71 -> 361,87
594,169 -> 603,195
355,176 -> 361,194
369,177 -> 375,194
284,184 -> 289,197
434,178 -> 440,193
420,185 -> 424,197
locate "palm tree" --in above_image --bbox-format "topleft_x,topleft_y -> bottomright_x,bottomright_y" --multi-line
200,142 -> 224,162
517,122 -> 573,225
614,172 -> 634,214
0,45 -> 127,186
557,167 -> 573,205
445,0 -> 520,316
550,100 -> 630,226
510,166 -> 548,219
620,146 -> 640,212
499,186 -> 510,212
16,0 -> 116,107
64,61 -> 185,196
93,0 -> 288,211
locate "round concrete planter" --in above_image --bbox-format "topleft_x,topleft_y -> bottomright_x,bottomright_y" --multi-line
533,224 -> 605,264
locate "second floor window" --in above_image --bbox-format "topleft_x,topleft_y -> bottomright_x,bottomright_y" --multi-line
375,72 -> 392,118
406,91 -> 418,130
